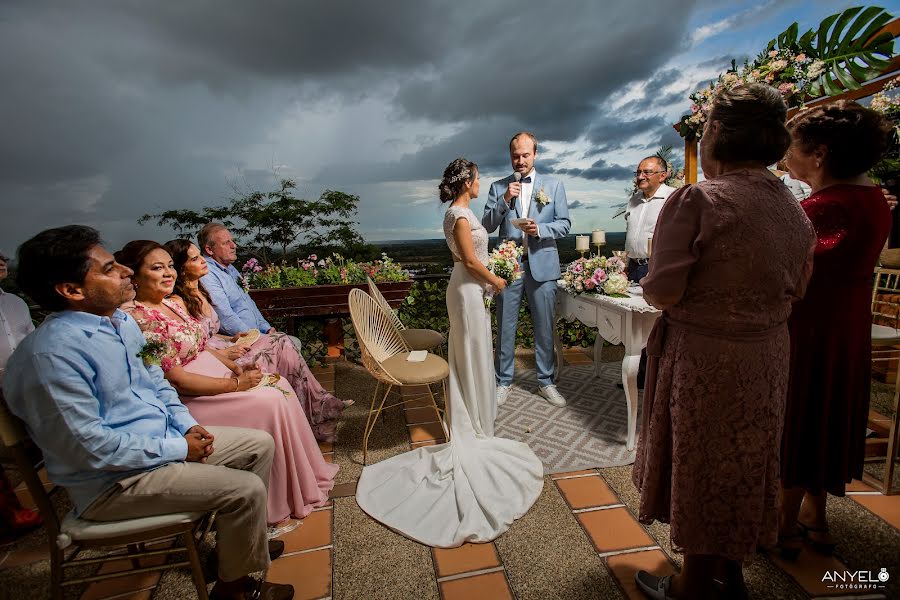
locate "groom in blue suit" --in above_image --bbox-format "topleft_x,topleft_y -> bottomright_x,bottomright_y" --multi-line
483,132 -> 571,407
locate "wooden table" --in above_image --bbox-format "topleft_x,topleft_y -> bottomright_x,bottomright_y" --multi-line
554,288 -> 661,451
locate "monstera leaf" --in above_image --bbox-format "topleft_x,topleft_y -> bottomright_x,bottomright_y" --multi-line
769,6 -> 895,98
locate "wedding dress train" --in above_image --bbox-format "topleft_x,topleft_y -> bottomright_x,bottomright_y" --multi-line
355,205 -> 543,547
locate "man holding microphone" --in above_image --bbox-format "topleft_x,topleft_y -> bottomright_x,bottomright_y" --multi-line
483,132 -> 571,408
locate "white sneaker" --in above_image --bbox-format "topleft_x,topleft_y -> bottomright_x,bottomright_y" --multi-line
496,384 -> 511,407
538,385 -> 567,407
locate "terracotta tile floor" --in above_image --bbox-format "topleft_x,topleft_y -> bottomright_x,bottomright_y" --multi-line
266,548 -> 332,600
439,570 -> 514,600
433,543 -> 501,578
555,474 -> 620,509
5,351 -> 900,600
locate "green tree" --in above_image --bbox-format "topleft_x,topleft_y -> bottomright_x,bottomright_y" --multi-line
139,179 -> 368,262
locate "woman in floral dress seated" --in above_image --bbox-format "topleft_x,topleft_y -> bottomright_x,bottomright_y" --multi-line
164,239 -> 351,443
115,240 -> 338,526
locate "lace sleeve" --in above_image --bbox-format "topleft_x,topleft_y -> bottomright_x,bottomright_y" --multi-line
444,207 -> 472,260
642,184 -> 715,309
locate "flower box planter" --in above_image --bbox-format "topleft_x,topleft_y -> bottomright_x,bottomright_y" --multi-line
248,280 -> 413,319
309,363 -> 336,394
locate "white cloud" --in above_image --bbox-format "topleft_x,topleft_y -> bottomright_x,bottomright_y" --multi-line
690,0 -> 777,45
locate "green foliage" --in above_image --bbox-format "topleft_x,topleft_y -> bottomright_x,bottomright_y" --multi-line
869,78 -> 900,184
765,6 -> 894,97
262,278 -> 605,369
397,278 -> 600,352
139,179 -> 369,261
678,6 -> 895,140
268,317 -> 327,367
244,253 -> 410,289
398,279 -> 451,351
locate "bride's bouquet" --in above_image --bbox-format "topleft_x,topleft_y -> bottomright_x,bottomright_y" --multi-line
484,240 -> 524,307
561,255 -> 628,297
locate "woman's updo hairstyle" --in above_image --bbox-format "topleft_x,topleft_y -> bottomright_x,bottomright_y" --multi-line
708,83 -> 791,166
439,158 -> 478,203
787,100 -> 892,179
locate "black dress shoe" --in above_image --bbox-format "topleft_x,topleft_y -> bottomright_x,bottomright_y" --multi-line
207,540 -> 287,582
268,539 -> 285,560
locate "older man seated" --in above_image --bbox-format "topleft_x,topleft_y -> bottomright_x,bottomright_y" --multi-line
2,226 -> 292,600
198,223 -> 277,337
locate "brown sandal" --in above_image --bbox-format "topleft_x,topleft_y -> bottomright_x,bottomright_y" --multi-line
775,532 -> 804,561
798,521 -> 836,555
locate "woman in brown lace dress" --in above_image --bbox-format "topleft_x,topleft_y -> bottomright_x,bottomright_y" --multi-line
632,84 -> 815,599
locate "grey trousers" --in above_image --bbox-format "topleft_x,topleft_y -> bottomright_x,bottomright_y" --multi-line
82,426 -> 275,582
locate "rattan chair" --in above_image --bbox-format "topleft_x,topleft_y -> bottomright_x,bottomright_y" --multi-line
348,288 -> 449,464
868,267 -> 900,494
367,277 -> 445,356
0,393 -> 210,600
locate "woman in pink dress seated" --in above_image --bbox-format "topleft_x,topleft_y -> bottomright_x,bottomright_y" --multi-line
115,240 -> 338,526
164,239 -> 351,443
632,84 -> 815,599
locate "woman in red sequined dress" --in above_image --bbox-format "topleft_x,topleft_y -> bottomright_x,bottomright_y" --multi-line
779,100 -> 893,558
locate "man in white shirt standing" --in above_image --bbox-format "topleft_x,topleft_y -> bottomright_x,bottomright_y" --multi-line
0,252 -> 35,373
622,158 -> 674,390
625,157 -> 676,283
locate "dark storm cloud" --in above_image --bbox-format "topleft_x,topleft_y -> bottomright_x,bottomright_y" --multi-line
393,1 -> 697,142
585,115 -> 667,152
0,0 -> 701,251
568,199 -> 598,210
551,158 -> 632,181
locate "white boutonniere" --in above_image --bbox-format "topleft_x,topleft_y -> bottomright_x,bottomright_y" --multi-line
534,186 -> 550,206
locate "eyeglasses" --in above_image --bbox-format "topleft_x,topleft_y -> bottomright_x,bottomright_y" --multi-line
635,169 -> 664,177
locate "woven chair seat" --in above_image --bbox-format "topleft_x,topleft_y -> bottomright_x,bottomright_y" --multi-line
381,353 -> 450,385
401,329 -> 445,351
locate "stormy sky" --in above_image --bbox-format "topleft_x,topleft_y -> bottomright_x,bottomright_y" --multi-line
0,0 -> 889,255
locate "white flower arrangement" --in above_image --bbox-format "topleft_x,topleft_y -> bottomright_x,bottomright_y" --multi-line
534,186 -> 550,206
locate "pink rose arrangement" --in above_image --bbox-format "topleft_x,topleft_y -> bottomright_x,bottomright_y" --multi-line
561,255 -> 628,297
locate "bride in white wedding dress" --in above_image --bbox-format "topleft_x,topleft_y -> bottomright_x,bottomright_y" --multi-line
355,158 -> 544,547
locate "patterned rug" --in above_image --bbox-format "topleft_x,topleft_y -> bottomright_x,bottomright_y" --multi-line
495,362 -> 641,474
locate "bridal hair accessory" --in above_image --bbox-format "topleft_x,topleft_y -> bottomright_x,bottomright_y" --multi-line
448,168 -> 471,184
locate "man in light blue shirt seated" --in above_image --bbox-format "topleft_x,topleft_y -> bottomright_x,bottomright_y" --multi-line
2,225 -> 292,600
199,223 -> 275,337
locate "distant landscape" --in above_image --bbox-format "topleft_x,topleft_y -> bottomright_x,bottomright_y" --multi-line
374,232 -> 626,274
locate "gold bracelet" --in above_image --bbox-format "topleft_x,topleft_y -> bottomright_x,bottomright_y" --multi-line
231,376 -> 239,392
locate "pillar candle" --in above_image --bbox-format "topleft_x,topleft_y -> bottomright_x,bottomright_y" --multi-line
575,235 -> 589,251
591,229 -> 606,245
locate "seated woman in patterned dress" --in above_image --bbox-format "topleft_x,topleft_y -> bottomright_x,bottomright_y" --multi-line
115,240 -> 338,526
164,238 -> 351,443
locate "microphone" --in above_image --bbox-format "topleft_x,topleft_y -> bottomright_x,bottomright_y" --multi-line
510,172 -> 521,211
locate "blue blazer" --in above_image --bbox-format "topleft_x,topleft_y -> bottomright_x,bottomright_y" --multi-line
482,173 -> 571,282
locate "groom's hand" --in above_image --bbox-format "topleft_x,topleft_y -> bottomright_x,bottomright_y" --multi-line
522,220 -> 538,236
503,182 -> 521,203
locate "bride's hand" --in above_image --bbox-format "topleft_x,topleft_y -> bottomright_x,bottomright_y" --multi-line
492,277 -> 507,293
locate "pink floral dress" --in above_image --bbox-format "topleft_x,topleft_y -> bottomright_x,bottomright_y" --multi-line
128,299 -> 338,524
201,309 -> 347,443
